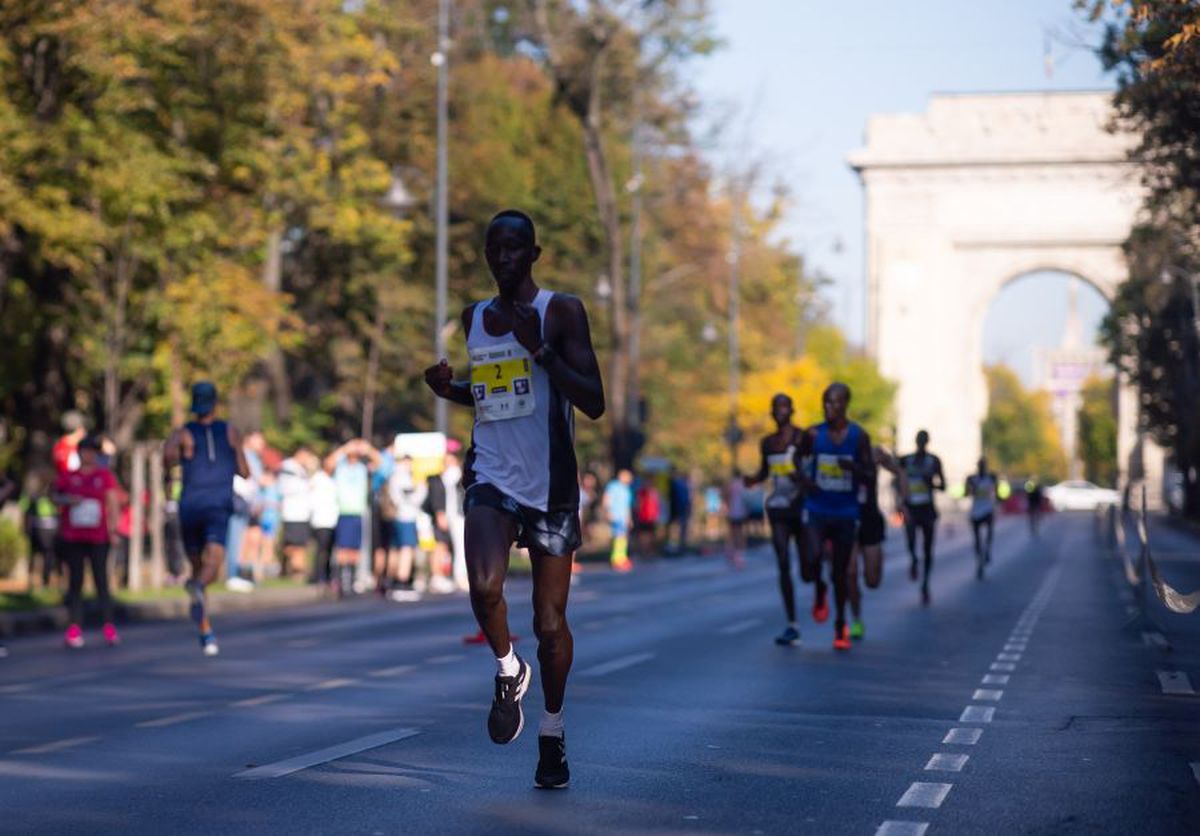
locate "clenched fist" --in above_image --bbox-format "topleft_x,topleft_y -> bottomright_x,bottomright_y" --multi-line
424,359 -> 455,398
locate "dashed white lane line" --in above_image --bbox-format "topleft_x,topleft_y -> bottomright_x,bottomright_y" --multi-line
1142,631 -> 1168,648
896,782 -> 952,809
959,706 -> 995,723
1156,670 -> 1195,696
1004,644 -> 1026,652
982,674 -> 1010,685
137,710 -> 212,728
13,736 -> 100,755
943,728 -> 982,745
577,652 -> 656,678
234,727 -> 420,779
973,689 -> 1003,702
425,654 -> 466,665
997,653 -> 1022,662
875,821 -> 929,836
368,664 -> 415,678
232,693 -> 290,708
305,677 -> 358,692
718,618 -> 763,636
925,753 -> 968,772
991,662 -> 1017,672
0,683 -> 33,695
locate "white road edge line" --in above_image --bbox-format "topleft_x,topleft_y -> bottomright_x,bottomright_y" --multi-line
943,728 -> 982,745
577,652 -> 656,678
1156,670 -> 1196,696
875,821 -> 929,836
232,693 -> 290,708
1190,762 -> 1200,787
896,782 -> 952,809
925,753 -> 968,772
305,678 -> 358,692
13,735 -> 100,755
368,665 -> 416,678
234,727 -> 421,779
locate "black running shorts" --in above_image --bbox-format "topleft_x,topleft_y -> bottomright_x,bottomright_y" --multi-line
858,506 -> 885,547
465,483 -> 582,557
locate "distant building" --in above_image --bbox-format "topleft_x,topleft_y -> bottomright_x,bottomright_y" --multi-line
1033,278 -> 1110,479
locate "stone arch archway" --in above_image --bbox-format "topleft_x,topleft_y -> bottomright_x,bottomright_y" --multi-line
848,91 -> 1160,491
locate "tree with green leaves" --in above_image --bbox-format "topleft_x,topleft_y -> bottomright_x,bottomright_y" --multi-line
982,365 -> 1067,483
1077,375 -> 1118,487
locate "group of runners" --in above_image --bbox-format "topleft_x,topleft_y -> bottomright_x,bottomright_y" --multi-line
743,393 -> 1007,649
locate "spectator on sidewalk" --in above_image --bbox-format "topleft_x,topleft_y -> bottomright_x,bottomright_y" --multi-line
423,448 -> 462,595
279,449 -> 314,579
226,469 -> 257,592
23,470 -> 60,589
325,439 -> 380,596
53,411 -> 87,475
603,469 -> 634,572
309,456 -> 339,589
668,467 -> 693,554
386,455 -> 427,601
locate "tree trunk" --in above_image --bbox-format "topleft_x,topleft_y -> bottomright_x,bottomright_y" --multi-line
361,302 -> 385,443
261,226 -> 292,423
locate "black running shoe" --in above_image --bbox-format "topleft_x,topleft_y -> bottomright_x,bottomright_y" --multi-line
487,655 -> 532,744
774,625 -> 801,645
534,734 -> 570,789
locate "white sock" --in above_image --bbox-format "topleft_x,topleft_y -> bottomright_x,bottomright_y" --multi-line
789,622 -> 798,630
496,648 -> 519,678
539,709 -> 564,738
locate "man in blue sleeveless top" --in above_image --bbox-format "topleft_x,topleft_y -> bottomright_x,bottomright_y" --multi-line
796,382 -> 875,651
164,382 -> 250,656
424,210 -> 604,789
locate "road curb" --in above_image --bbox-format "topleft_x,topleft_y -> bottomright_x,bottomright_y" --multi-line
0,585 -> 324,638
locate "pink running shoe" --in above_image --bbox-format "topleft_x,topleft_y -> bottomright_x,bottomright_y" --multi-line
103,623 -> 120,646
64,624 -> 84,649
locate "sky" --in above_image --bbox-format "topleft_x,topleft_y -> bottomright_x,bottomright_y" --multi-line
691,0 -> 1117,386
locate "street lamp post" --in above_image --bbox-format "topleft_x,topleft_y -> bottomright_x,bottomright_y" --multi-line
433,0 -> 450,435
726,200 -> 742,469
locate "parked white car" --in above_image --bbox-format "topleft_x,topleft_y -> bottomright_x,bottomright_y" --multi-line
1044,480 -> 1121,511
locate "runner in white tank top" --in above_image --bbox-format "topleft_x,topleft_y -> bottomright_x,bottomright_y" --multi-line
424,210 -> 604,790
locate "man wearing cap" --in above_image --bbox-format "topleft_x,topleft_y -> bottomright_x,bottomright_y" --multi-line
164,382 -> 250,656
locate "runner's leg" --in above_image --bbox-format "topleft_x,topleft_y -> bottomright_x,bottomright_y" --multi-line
465,505 -> 519,657
530,549 -> 573,714
63,542 -> 85,627
830,522 -> 854,634
88,543 -> 114,625
770,520 -> 797,623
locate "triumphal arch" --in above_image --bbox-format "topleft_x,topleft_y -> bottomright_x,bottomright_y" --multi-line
849,91 -> 1162,495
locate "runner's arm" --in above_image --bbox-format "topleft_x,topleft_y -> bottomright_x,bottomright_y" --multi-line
105,481 -> 121,544
854,429 -> 876,487
227,425 -> 252,479
932,456 -> 946,492
539,295 -> 605,420
423,306 -> 477,408
793,429 -> 817,493
744,441 -> 769,487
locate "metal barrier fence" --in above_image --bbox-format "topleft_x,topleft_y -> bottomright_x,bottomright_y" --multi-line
1098,483 -> 1200,615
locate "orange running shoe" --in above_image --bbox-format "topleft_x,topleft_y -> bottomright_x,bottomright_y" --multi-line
833,625 -> 851,650
811,588 -> 829,624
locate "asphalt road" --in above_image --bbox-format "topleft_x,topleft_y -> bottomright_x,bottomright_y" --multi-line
1,511 -> 1197,835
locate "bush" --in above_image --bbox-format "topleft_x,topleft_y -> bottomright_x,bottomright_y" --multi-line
0,517 -> 25,578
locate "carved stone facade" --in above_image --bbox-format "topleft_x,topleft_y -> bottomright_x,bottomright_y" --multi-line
848,91 -> 1162,494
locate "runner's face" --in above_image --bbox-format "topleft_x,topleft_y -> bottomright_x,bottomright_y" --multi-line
823,389 -> 848,423
771,397 -> 792,426
485,220 -> 538,293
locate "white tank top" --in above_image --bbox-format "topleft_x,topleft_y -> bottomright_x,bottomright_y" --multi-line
464,290 -> 578,512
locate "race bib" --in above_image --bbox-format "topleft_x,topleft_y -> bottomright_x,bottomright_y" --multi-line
767,452 -> 795,477
815,454 -> 852,493
69,498 -> 103,529
908,477 -> 931,505
470,341 -> 535,423
766,452 -> 798,508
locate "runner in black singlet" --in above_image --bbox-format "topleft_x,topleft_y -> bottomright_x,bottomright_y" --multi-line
744,394 -> 807,645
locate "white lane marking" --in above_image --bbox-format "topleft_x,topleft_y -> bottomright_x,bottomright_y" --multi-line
1142,632 -> 1168,648
896,782 -> 952,809
368,664 -> 415,678
973,689 -> 1003,701
0,683 -> 33,695
875,821 -> 929,836
718,618 -> 763,636
1004,644 -> 1026,652
13,736 -> 100,755
1191,762 -> 1200,787
425,654 -> 465,665
943,728 -> 982,745
997,653 -> 1022,662
1156,670 -> 1196,696
232,693 -> 290,707
577,651 -> 656,678
991,662 -> 1017,672
137,710 -> 211,728
959,706 -> 995,723
982,674 -> 1010,685
925,753 -> 968,772
234,727 -> 420,779
305,677 -> 358,692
